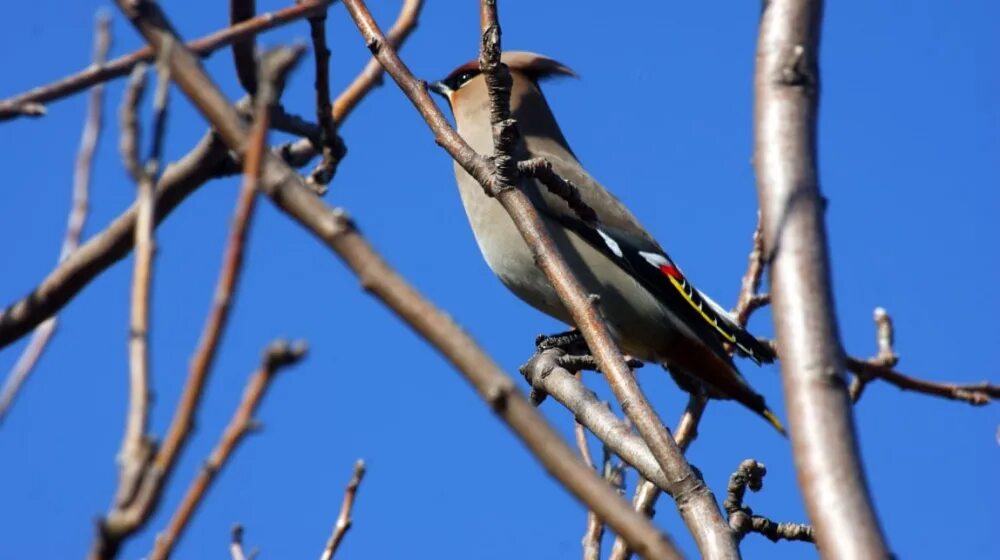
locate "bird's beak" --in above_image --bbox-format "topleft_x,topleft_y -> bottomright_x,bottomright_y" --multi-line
427,80 -> 451,98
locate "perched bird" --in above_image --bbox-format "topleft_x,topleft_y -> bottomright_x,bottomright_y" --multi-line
429,52 -> 783,434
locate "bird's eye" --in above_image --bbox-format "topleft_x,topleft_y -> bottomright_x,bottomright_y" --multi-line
449,70 -> 480,90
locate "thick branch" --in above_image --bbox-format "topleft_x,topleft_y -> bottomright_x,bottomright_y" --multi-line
116,3 -> 680,559
344,1 -> 735,556
753,0 -> 889,556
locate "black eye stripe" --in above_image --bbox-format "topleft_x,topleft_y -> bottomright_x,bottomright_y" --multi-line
446,69 -> 481,90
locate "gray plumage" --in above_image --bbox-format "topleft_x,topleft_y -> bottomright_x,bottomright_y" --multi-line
430,52 -> 783,434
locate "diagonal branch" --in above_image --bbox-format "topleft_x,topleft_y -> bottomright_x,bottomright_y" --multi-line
0,13 -> 110,425
0,0 -> 332,121
343,1 -> 733,556
113,3 -> 680,558
319,459 -> 367,560
149,340 -> 307,560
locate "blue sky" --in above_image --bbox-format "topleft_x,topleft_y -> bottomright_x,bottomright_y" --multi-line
1,1 -> 997,559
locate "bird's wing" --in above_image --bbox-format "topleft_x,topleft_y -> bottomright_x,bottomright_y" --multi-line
553,215 -> 776,365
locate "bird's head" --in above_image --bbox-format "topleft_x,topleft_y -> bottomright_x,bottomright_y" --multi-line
428,51 -> 577,111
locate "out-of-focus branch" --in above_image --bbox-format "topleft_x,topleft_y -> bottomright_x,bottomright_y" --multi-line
0,130 -> 229,350
608,393 -> 707,560
611,212 -> 769,560
571,371 -> 606,560
149,340 -> 307,560
305,6 -> 347,189
848,307 -> 998,405
344,1 -> 731,556
724,459 -> 815,544
320,459 -> 367,560
753,0 -> 889,556
0,0 -> 332,121
0,1 -> 417,351
152,47 -> 302,517
0,14 -> 110,425
330,0 -> 424,126
115,3 -> 679,557
230,0 -> 258,95
91,60 -> 173,560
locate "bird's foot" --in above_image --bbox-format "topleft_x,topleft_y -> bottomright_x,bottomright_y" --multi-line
535,329 -> 587,353
534,329 -> 643,372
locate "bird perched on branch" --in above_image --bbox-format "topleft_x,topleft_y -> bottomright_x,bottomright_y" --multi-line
429,52 -> 784,434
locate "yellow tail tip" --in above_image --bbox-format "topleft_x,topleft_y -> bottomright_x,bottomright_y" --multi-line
763,409 -> 787,437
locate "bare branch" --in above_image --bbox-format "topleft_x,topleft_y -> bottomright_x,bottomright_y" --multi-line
753,0 -> 889,555
150,340 -> 307,560
724,459 -> 815,544
0,13 -> 110,425
320,459 -> 367,560
343,1 -> 734,555
230,0 -> 258,95
0,131 -> 229,350
331,0 -> 425,126
608,393 -> 707,560
305,6 -> 347,189
0,0 -> 332,121
572,372 -> 604,560
153,47 -> 303,511
115,3 -> 680,557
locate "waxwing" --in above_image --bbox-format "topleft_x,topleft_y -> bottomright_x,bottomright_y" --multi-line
429,52 -> 784,434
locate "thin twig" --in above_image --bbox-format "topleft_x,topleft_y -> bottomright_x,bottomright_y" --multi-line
343,1 -> 728,556
117,3 -> 679,557
320,459 -> 367,560
572,370 -> 603,560
149,340 -> 307,560
92,59 -> 173,560
608,393 -> 707,560
115,63 -> 157,510
330,0 -> 424,125
0,1 -> 417,351
0,13 -> 109,425
0,0 -> 332,121
152,47 -> 302,513
724,459 -> 815,543
305,5 -> 346,190
732,213 -> 770,327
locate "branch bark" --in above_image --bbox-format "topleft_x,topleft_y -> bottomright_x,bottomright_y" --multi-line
0,0 -> 332,121
113,2 -> 680,558
0,13 -> 110,424
753,0 -> 890,556
319,459 -> 367,560
344,1 -> 736,556
149,340 -> 307,560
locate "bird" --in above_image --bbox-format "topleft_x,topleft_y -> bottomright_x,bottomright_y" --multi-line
428,51 -> 784,434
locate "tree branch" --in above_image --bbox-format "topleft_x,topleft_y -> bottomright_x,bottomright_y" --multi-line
724,459 -> 815,544
149,340 -> 307,560
753,0 -> 889,555
114,2 -> 680,558
343,1 -> 735,556
0,0 -> 332,121
320,459 -> 367,560
0,13 -> 110,425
